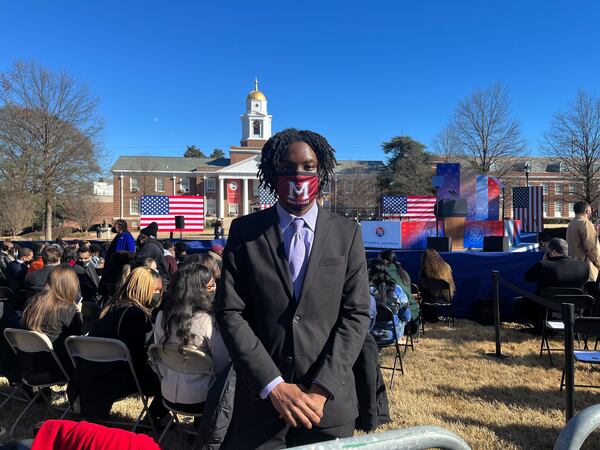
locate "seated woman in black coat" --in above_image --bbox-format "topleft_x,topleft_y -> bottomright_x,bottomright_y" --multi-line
22,266 -> 83,376
69,266 -> 166,421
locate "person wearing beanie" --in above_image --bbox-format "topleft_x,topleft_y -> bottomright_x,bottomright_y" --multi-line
136,223 -> 170,287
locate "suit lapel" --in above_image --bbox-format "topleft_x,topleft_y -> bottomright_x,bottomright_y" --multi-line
298,205 -> 331,304
264,206 -> 294,300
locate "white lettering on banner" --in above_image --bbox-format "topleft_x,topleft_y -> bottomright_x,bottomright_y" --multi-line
288,181 -> 309,200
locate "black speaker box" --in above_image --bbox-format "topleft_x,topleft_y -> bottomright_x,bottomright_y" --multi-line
427,236 -> 452,252
483,236 -> 509,252
175,215 -> 185,230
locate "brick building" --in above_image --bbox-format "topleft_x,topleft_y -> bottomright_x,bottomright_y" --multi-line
111,82 -> 384,228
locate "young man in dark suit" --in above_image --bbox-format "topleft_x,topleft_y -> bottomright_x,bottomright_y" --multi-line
216,129 -> 370,449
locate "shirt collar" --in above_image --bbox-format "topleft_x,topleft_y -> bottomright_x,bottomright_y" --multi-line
276,201 -> 319,233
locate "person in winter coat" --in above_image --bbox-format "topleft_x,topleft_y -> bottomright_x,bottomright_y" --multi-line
135,222 -> 170,287
104,220 -> 136,270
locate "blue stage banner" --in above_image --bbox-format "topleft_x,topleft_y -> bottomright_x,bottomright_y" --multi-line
436,163 -> 461,200
464,220 -> 485,248
475,175 -> 489,220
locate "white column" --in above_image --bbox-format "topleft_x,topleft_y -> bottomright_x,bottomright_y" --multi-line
171,175 -> 176,195
119,174 -> 124,219
218,177 -> 225,218
242,178 -> 249,216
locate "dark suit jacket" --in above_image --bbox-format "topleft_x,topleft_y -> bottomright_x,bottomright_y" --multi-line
6,260 -> 27,292
216,205 -> 370,429
24,265 -> 57,293
524,255 -> 589,294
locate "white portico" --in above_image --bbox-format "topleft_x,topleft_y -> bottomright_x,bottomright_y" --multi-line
209,156 -> 262,218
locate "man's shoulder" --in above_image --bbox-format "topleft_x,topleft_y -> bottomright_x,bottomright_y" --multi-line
229,208 -> 275,234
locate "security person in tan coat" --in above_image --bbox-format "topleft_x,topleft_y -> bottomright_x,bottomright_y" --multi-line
566,201 -> 600,282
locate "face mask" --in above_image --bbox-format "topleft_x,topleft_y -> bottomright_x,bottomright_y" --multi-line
150,293 -> 161,308
276,172 -> 319,211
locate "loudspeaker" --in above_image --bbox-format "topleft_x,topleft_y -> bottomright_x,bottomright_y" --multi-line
483,236 -> 509,252
427,236 -> 452,252
175,215 -> 185,230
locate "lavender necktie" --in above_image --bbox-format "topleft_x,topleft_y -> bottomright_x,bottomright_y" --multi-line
288,218 -> 306,298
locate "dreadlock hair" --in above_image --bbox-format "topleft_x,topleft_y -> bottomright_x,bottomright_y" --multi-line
257,128 -> 338,195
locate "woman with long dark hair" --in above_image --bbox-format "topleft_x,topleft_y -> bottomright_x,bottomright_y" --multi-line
367,259 -> 410,344
154,263 -> 226,412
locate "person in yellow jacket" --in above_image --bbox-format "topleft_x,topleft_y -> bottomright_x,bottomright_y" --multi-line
566,201 -> 600,282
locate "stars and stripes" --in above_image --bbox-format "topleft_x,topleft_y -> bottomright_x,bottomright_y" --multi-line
140,195 -> 204,232
382,195 -> 437,221
512,186 -> 544,232
259,185 -> 277,210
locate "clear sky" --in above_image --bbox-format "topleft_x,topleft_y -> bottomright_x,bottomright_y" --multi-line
2,0 -> 600,167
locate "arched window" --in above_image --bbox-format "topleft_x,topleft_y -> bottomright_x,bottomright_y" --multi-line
253,120 -> 261,137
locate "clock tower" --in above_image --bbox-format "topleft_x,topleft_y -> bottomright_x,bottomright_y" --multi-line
240,78 -> 272,147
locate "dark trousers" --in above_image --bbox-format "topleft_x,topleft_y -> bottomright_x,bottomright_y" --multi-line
222,382 -> 354,450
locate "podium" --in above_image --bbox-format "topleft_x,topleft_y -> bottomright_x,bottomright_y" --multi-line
436,199 -> 468,250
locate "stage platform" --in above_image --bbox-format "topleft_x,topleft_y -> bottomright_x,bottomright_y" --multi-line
366,245 -> 543,320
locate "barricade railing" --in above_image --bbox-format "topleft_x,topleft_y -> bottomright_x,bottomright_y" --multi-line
553,403 -> 600,450
288,425 -> 472,450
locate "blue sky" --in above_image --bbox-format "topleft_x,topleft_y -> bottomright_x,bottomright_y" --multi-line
2,1 -> 600,166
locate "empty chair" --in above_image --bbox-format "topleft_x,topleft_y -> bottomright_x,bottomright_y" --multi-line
65,335 -> 158,435
148,343 -> 214,443
3,328 -> 71,436
561,316 -> 600,392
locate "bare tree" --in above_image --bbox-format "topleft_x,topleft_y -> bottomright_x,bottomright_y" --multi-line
543,90 -> 600,205
431,126 -> 459,162
446,82 -> 526,178
0,189 -> 36,237
0,61 -> 103,240
63,187 -> 103,232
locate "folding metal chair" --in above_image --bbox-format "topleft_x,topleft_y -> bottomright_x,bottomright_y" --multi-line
561,316 -> 600,391
411,283 -> 424,338
0,302 -> 29,409
371,304 -> 404,388
65,336 -> 158,435
3,328 -> 72,436
540,291 -> 593,366
419,278 -> 454,329
148,343 -> 214,443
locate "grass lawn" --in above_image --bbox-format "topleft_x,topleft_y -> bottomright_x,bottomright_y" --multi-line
2,320 -> 600,449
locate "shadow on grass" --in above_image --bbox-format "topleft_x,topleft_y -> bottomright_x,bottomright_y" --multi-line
438,413 -> 563,450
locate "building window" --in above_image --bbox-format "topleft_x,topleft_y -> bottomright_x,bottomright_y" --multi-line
541,183 -> 548,195
252,180 -> 260,197
543,202 -> 548,217
555,183 -> 563,195
129,198 -> 140,216
130,177 -> 140,192
206,198 -> 216,216
322,182 -> 331,194
555,201 -> 563,217
570,184 -> 576,195
181,178 -> 190,193
253,120 -> 261,137
229,203 -> 239,216
569,202 -> 575,217
155,177 -> 164,192
206,178 -> 216,193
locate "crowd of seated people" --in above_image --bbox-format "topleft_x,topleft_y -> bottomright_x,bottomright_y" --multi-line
0,220 -> 230,434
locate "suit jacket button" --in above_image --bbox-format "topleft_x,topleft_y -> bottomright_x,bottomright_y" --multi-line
293,315 -> 301,324
286,356 -> 293,364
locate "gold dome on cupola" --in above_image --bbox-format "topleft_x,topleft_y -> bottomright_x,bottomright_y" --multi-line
246,78 -> 266,101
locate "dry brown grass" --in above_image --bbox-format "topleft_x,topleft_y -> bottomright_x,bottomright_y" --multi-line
2,320 -> 600,449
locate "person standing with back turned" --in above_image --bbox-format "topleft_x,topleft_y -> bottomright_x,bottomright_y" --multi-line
216,128 -> 370,449
566,201 -> 600,284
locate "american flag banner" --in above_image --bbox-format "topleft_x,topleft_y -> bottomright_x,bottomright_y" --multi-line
259,185 -> 277,210
382,195 -> 437,221
512,187 -> 544,232
140,196 -> 204,232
